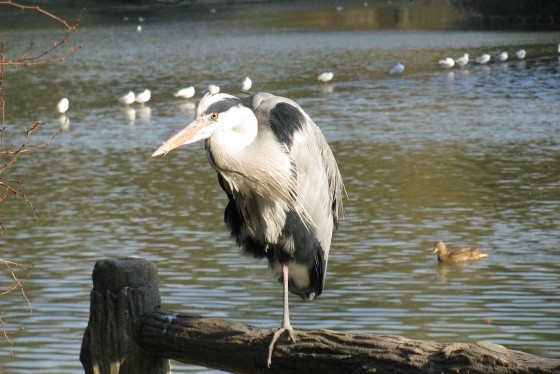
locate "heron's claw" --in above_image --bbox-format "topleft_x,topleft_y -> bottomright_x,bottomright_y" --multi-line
267,326 -> 296,367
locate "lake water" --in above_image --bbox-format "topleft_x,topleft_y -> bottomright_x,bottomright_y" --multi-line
1,1 -> 560,372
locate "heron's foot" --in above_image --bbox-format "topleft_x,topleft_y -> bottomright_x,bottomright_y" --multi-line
267,326 -> 296,367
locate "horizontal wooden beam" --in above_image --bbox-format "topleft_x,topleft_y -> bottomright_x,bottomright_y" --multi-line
81,258 -> 560,374
139,309 -> 560,374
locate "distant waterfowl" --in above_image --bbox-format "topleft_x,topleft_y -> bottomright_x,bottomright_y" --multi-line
135,89 -> 151,105
174,86 -> 195,99
496,51 -> 508,62
136,25 -> 142,33
241,76 -> 252,91
56,98 -> 69,114
475,53 -> 491,64
515,49 -> 526,59
390,61 -> 405,75
207,84 -> 220,94
431,241 -> 488,263
317,71 -> 334,82
454,53 -> 469,67
119,91 -> 135,106
438,57 -> 455,68
558,43 -> 560,53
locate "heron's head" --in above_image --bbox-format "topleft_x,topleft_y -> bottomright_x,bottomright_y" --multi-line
152,93 -> 253,157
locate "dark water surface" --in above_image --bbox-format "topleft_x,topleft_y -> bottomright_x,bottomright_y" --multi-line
1,1 -> 560,372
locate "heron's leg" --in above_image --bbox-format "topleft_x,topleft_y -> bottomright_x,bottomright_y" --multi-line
267,263 -> 296,367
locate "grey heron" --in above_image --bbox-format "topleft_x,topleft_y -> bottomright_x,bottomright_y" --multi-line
152,92 -> 345,366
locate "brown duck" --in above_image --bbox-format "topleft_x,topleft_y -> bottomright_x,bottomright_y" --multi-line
432,241 -> 488,263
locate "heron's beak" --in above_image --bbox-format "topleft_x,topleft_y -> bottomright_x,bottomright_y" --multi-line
152,118 -> 209,157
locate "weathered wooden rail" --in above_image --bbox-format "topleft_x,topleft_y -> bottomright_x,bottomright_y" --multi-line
80,258 -> 560,374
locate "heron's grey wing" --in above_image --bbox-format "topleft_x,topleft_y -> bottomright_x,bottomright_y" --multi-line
254,94 -> 344,278
253,92 -> 344,231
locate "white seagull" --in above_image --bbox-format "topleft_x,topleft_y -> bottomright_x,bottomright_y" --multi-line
174,86 -> 195,99
241,77 -> 252,91
317,71 -> 334,83
135,89 -> 151,105
454,53 -> 469,67
515,49 -> 526,59
475,53 -> 490,64
56,98 -> 69,114
207,84 -> 220,95
438,57 -> 455,68
118,91 -> 135,106
496,51 -> 508,62
389,61 -> 405,75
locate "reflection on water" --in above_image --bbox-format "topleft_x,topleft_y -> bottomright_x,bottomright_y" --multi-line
1,2 -> 560,373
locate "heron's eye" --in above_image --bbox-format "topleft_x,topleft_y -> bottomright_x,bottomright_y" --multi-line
210,112 -> 219,121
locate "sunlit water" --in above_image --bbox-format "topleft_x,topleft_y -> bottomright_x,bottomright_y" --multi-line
1,1 -> 560,372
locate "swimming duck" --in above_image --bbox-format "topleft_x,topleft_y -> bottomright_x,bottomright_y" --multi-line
431,241 -> 488,263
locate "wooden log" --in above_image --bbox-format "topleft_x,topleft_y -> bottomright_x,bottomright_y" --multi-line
81,258 -> 560,374
80,258 -> 170,374
139,310 -> 560,374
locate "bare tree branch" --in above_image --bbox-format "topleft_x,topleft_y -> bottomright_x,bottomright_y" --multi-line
0,0 -> 81,352
0,258 -> 33,355
0,1 -> 83,67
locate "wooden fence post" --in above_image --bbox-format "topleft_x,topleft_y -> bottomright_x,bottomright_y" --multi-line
80,257 -> 169,374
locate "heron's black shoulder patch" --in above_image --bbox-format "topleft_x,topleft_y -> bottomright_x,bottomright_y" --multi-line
268,102 -> 305,148
204,98 -> 242,115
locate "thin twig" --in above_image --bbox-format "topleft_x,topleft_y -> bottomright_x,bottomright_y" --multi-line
0,1 -> 80,352
0,1 -> 83,67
